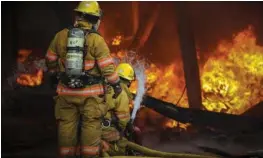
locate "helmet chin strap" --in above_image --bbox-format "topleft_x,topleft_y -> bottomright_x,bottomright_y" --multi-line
92,19 -> 101,31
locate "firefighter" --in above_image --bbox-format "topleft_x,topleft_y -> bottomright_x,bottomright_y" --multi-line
101,63 -> 135,156
46,1 -> 122,158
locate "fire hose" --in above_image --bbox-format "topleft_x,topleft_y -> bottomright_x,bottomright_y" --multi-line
126,141 -> 219,158
102,140 -> 219,158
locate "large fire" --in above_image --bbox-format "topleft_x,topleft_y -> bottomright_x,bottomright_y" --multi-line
113,26 -> 263,129
15,26 -> 262,130
201,26 -> 263,114
130,26 -> 262,114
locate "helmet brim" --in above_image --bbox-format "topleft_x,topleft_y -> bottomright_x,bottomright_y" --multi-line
73,9 -> 101,17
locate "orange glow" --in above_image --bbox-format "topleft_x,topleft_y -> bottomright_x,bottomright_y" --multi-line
201,26 -> 263,114
16,69 -> 43,87
164,120 -> 190,130
111,26 -> 263,129
112,35 -> 122,46
17,49 -> 32,63
16,49 -> 44,87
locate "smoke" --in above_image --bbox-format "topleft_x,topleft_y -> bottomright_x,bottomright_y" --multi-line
131,60 -> 146,121
33,59 -> 47,72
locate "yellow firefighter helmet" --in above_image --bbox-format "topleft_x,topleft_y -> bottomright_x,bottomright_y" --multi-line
74,1 -> 102,17
116,63 -> 135,81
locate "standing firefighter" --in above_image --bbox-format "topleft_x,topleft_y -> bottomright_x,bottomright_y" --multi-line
102,63 -> 135,156
45,1 -> 122,158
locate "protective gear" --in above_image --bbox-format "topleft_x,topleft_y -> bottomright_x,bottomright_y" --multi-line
111,82 -> 122,99
116,63 -> 135,81
74,1 -> 102,18
105,84 -> 131,130
104,137 -> 128,156
46,23 -> 120,157
101,82 -> 132,156
65,27 -> 85,77
56,95 -> 107,157
92,19 -> 101,31
48,71 -> 59,89
121,81 -> 134,100
46,28 -> 120,95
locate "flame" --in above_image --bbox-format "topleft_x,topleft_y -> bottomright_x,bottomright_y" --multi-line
112,26 -> 263,130
16,49 -> 44,87
140,64 -> 190,129
16,69 -> 43,87
112,35 -> 122,46
201,26 -> 263,114
164,120 -> 190,130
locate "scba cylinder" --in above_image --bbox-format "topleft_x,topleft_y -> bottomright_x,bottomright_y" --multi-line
65,28 -> 85,76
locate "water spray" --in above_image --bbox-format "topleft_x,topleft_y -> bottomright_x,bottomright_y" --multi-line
131,61 -> 146,123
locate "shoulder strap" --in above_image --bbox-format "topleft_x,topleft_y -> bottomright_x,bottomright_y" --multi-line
88,29 -> 101,36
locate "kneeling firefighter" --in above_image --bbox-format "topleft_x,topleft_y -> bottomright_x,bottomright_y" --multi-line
95,63 -> 218,158
46,1 -> 122,158
101,63 -> 136,156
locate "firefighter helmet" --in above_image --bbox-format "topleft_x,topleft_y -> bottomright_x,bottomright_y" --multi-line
74,1 -> 102,17
116,63 -> 135,81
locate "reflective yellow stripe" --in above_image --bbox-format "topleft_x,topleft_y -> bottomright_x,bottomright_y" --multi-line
116,112 -> 130,120
97,56 -> 114,68
84,60 -> 95,70
46,50 -> 57,61
106,71 -> 119,84
81,146 -> 99,155
60,147 -> 76,156
57,84 -> 104,96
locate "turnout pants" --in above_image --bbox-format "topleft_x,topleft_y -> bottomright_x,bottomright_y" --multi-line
55,95 -> 107,158
101,126 -> 128,156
